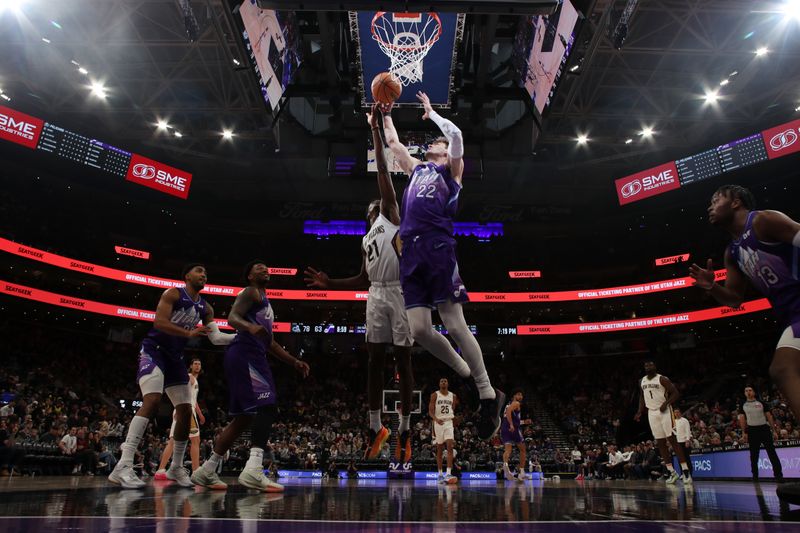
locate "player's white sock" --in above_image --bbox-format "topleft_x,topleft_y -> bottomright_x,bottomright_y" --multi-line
438,302 -> 495,400
438,469 -> 443,476
666,464 -> 675,473
202,452 -> 224,472
119,415 -> 149,465
446,467 -> 451,476
245,447 -> 264,470
369,410 -> 382,432
680,463 -> 690,474
399,415 -> 411,434
171,440 -> 187,469
407,307 -> 470,378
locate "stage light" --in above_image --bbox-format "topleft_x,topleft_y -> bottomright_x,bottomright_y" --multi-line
781,0 -> 800,21
89,80 -> 107,99
156,119 -> 169,131
78,67 -> 88,75
577,134 -> 588,144
174,131 -> 183,138
795,105 -> 800,112
0,0 -> 27,14
222,129 -> 234,140
232,58 -> 241,66
0,94 -> 10,102
41,37 -> 51,44
640,126 -> 654,137
569,65 -> 579,72
719,79 -> 729,86
625,138 -> 633,144
704,89 -> 719,103
755,46 -> 769,57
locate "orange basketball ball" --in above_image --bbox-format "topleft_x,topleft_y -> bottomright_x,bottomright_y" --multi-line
371,72 -> 402,104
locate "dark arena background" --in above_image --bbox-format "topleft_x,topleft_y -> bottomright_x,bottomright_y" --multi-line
1,0 -> 800,531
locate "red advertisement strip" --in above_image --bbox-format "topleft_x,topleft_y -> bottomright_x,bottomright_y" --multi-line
509,271 -> 542,278
762,118 -> 800,160
655,254 -> 691,266
0,105 -> 44,149
517,299 -> 771,335
115,246 -> 151,260
268,268 -> 298,276
125,153 -> 193,200
1,237 -> 729,302
615,161 -> 681,206
0,280 -> 291,333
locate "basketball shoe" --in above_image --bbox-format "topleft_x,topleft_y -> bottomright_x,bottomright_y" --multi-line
395,431 -> 412,463
477,389 -> 506,440
365,426 -> 390,460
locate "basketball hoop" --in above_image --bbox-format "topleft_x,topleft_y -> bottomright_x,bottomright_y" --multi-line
371,12 -> 442,86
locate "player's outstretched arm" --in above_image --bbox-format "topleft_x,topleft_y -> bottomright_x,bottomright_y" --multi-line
202,304 -> 236,345
417,91 -> 464,183
689,250 -> 748,308
754,210 -> 800,247
304,252 -> 369,290
368,105 -> 400,225
381,103 -> 421,175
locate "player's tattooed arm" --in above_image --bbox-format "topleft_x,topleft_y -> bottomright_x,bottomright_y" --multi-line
154,288 -> 209,338
753,210 -> 800,247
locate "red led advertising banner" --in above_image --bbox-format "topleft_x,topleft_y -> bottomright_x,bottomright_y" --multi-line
0,280 -> 291,333
0,279 -> 771,335
655,253 -> 690,266
268,268 -> 298,276
509,271 -> 542,278
126,153 -> 193,200
615,161 -> 681,206
115,246 -> 151,260
1,237 -> 729,303
0,105 -> 44,149
517,298 -> 771,335
762,118 -> 800,160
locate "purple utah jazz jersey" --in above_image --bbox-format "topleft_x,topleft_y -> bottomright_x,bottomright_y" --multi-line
141,287 -> 207,356
399,162 -> 461,239
230,289 -> 274,353
730,210 -> 800,329
501,403 -> 521,432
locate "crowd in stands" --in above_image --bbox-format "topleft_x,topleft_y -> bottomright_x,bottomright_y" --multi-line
1,317 -> 795,479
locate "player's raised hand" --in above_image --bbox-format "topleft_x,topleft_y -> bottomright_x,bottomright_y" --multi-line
294,359 -> 310,378
304,267 -> 330,289
378,102 -> 393,115
366,104 -> 379,128
689,258 -> 715,289
416,91 -> 433,119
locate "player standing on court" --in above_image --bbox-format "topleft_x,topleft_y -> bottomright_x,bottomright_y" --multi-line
501,389 -> 530,481
689,185 -> 800,500
109,264 -> 235,489
430,377 -> 458,484
305,105 -> 415,462
634,360 -> 692,485
191,261 -> 310,492
380,92 -> 504,440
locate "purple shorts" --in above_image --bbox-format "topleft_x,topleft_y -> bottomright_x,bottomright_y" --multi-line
136,342 -> 189,389
224,342 -> 277,415
501,424 -> 523,445
399,234 -> 468,309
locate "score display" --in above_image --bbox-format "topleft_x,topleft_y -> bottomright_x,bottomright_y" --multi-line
37,122 -> 133,177
675,148 -> 722,186
716,134 -> 769,173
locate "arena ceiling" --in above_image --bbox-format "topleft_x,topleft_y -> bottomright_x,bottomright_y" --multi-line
0,0 -> 798,191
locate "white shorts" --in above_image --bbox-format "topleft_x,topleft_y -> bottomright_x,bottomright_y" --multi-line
366,283 -> 412,347
777,325 -> 800,351
433,419 -> 455,445
648,408 -> 675,440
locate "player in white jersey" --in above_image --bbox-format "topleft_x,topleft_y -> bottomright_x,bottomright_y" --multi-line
429,377 -> 458,484
634,360 -> 692,484
305,106 -> 414,462
154,359 -> 205,478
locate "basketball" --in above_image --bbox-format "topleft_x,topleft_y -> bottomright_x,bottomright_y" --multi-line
371,72 -> 402,104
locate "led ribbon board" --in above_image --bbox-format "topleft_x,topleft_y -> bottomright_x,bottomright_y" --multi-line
1,237 -> 728,302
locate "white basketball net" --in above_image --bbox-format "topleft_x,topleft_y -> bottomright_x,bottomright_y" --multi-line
371,12 -> 442,86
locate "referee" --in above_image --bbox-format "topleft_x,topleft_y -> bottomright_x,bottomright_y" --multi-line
738,386 -> 784,482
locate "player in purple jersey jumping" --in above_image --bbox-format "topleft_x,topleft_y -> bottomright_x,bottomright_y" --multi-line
380,92 -> 505,440
689,184 -> 800,502
109,264 -> 235,489
191,260 -> 310,492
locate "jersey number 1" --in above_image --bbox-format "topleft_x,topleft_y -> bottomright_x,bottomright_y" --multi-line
367,241 -> 380,262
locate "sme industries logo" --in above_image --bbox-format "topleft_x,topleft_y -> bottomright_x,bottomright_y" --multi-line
125,154 -> 193,199
615,161 -> 681,205
762,119 -> 800,159
0,105 -> 44,149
